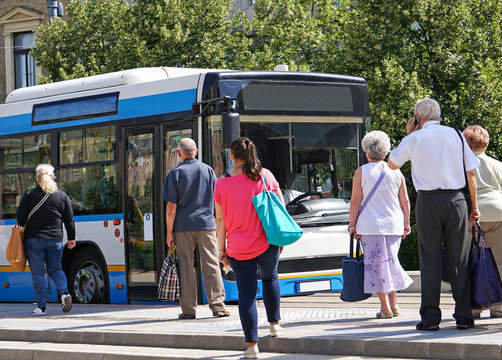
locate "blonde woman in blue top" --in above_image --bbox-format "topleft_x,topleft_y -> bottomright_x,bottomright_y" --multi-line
16,164 -> 75,315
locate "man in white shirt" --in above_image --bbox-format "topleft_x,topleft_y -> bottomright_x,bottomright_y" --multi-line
388,98 -> 480,331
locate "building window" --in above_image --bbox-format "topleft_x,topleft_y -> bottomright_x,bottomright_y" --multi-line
14,32 -> 36,89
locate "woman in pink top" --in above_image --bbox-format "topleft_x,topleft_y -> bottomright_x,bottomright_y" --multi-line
214,137 -> 285,359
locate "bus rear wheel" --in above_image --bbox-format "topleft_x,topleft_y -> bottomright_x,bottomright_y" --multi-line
68,250 -> 107,304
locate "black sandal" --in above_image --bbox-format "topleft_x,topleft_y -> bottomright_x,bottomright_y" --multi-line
416,322 -> 439,331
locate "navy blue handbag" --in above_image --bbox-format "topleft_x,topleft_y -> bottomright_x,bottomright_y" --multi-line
471,222 -> 502,309
340,235 -> 371,302
340,169 -> 386,302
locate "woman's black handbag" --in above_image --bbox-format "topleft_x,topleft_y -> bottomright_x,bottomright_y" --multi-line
471,222 -> 502,309
340,235 -> 371,302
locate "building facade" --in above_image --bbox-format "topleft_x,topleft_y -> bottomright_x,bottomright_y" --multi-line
0,1 -> 70,103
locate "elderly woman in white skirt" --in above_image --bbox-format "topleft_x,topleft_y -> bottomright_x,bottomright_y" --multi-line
348,130 -> 413,318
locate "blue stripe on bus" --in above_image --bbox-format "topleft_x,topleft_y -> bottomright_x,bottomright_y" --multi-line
0,113 -> 31,135
0,271 -> 36,302
119,89 -> 196,118
73,214 -> 124,222
0,219 -> 17,226
0,88 -> 196,135
0,213 -> 123,226
109,271 -> 128,304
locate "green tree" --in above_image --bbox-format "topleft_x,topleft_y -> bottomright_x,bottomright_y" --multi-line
32,0 -> 253,81
246,0 -> 337,71
317,0 -> 502,157
32,0 -> 145,82
131,0 -> 251,69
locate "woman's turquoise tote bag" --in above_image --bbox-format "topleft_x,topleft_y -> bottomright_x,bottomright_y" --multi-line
252,176 -> 303,246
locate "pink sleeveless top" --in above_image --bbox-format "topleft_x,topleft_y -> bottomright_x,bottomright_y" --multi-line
214,168 -> 279,260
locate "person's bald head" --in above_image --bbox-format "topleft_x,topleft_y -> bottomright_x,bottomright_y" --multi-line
177,138 -> 197,160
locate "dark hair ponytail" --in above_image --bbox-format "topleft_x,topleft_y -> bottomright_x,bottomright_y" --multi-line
230,137 -> 262,181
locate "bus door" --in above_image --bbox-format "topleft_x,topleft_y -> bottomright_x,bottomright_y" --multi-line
125,126 -> 158,300
124,125 -> 192,302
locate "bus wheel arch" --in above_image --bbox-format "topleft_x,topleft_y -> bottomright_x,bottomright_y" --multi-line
63,242 -> 109,304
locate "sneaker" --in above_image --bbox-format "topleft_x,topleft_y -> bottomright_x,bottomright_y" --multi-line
270,323 -> 284,337
32,307 -> 46,316
61,294 -> 72,313
243,345 -> 259,359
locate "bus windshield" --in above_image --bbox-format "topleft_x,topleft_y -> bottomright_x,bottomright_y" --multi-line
242,119 -> 359,199
206,115 -> 361,227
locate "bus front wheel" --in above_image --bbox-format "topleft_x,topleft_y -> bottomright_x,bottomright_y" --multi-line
68,250 -> 106,304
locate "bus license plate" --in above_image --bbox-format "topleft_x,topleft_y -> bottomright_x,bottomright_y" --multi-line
295,279 -> 332,293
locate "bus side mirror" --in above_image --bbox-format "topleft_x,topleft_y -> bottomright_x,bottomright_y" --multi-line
221,112 -> 240,147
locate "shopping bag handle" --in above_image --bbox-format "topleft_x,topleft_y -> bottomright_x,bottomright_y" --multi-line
349,234 -> 363,260
471,221 -> 486,249
167,246 -> 176,257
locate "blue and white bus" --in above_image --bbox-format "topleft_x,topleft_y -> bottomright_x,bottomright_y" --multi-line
0,67 -> 369,304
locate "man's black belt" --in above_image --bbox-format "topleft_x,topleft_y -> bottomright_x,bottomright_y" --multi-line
417,188 -> 463,195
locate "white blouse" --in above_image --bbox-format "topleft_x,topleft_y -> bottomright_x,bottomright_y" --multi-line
356,162 -> 404,235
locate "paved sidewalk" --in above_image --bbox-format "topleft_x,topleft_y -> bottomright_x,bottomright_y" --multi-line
0,292 -> 501,359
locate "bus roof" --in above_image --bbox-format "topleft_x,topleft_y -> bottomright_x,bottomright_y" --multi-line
5,67 -> 217,103
6,67 -> 367,105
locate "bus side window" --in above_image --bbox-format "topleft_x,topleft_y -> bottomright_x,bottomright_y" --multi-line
0,173 -> 36,219
58,125 -> 117,216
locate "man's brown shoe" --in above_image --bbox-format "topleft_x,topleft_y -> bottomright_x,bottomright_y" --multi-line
213,309 -> 230,317
178,313 -> 196,320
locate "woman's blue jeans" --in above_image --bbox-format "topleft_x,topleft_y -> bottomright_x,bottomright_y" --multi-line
229,244 -> 281,343
24,238 -> 69,308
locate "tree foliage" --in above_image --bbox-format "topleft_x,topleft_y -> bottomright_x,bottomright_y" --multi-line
31,0 -> 145,82
245,0 -> 335,71
130,0 -> 251,69
32,0 -> 251,82
317,0 -> 502,155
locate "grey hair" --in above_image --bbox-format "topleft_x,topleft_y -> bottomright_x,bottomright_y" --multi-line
362,130 -> 391,161
463,125 -> 489,151
178,138 -> 197,155
36,163 -> 58,194
415,98 -> 441,121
